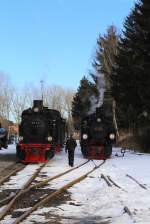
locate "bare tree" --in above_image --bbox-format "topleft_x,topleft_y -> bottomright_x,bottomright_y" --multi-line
11,82 -> 44,124
44,85 -> 65,115
0,72 -> 13,128
44,84 -> 75,133
22,83 -> 40,106
11,89 -> 28,124
63,88 -> 75,133
11,82 -> 74,136
44,85 -> 74,117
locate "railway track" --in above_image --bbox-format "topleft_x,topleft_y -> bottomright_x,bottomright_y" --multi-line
0,160 -> 105,224
0,160 -> 89,208
0,163 -> 46,220
1,158 -> 146,224
0,162 -> 26,185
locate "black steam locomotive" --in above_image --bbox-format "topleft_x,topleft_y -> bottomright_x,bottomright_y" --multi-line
0,127 -> 8,150
80,105 -> 116,160
17,100 -> 66,163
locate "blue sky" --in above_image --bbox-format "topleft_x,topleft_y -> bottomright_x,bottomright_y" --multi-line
0,0 -> 135,89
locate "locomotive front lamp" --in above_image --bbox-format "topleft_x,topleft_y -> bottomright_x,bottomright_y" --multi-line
109,133 -> 115,140
97,118 -> 101,122
34,107 -> 39,112
19,136 -> 23,141
83,134 -> 88,139
48,136 -> 53,141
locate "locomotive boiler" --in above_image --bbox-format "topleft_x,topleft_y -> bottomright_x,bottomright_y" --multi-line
80,105 -> 116,160
16,100 -> 66,163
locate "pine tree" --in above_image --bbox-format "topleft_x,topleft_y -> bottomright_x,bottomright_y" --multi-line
72,76 -> 95,130
112,0 -> 150,131
93,25 -> 119,91
92,25 -> 120,136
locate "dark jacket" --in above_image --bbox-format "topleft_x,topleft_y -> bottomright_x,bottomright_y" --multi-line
65,137 -> 77,151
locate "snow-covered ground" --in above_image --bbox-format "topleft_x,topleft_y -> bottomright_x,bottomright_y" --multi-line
0,144 -> 16,170
0,144 -> 16,155
1,144 -> 150,224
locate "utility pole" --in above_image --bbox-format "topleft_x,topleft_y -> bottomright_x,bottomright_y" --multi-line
40,80 -> 44,101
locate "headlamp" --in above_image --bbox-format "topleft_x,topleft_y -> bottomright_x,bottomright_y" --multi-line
109,133 -> 115,140
48,136 -> 53,141
34,107 -> 39,112
97,118 -> 101,122
83,134 -> 88,140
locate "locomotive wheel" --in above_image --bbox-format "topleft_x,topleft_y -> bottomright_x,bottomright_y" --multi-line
104,145 -> 112,158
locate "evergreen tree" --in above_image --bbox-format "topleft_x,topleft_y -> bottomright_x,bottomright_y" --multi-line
93,25 -> 119,91
112,0 -> 150,131
72,76 -> 96,130
92,25 -> 120,136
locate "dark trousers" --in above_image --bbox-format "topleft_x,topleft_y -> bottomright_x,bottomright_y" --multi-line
68,150 -> 74,167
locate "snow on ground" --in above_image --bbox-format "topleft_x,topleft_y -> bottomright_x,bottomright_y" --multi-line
0,144 -> 16,170
0,144 -> 16,155
0,144 -> 42,190
27,147 -> 150,224
1,143 -> 150,224
0,164 -> 41,190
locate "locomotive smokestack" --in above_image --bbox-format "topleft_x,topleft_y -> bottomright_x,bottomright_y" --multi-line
33,100 -> 43,110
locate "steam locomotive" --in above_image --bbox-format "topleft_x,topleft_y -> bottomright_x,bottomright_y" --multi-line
0,127 -> 8,150
16,100 -> 66,163
80,105 -> 116,160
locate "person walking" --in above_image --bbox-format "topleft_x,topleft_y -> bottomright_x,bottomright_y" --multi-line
65,134 -> 77,167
